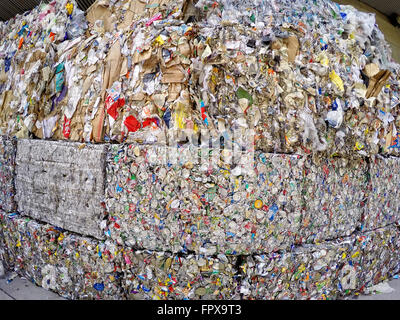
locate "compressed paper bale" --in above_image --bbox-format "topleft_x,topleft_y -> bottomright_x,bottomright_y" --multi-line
120,250 -> 238,300
356,224 -> 400,291
0,0 -> 399,158
299,156 -> 368,243
364,155 -> 400,230
238,236 -> 363,300
15,139 -> 107,239
0,136 -> 16,212
189,0 -> 400,157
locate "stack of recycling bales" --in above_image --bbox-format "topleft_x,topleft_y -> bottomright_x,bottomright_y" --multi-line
1,0 -> 400,300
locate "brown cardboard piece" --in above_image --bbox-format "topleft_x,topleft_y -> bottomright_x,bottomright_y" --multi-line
271,39 -> 283,50
92,102 -> 105,142
283,35 -> 299,63
129,0 -> 172,17
69,103 -> 85,142
0,68 -> 7,83
142,54 -> 159,74
178,38 -> 191,57
86,0 -> 113,33
168,83 -> 182,101
384,123 -> 394,152
161,65 -> 186,83
118,1 -> 136,30
101,40 -> 122,100
133,47 -> 152,64
118,0 -> 166,30
82,75 -> 94,97
365,69 -> 391,99
363,63 -> 379,78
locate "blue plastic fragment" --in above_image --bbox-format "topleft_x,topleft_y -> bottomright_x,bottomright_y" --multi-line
93,283 -> 104,291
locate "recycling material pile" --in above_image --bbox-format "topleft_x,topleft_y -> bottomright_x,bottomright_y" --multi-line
1,0 -> 400,300
0,0 -> 399,156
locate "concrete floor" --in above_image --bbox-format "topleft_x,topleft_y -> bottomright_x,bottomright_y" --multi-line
0,271 -> 65,300
354,278 -> 400,300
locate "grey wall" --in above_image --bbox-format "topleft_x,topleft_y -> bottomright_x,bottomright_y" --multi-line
361,0 -> 400,16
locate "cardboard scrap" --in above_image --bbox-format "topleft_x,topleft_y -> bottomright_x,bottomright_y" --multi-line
283,35 -> 300,63
86,0 -> 114,32
366,69 -> 391,98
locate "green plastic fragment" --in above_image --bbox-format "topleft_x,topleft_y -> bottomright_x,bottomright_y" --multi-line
236,87 -> 253,105
250,13 -> 255,23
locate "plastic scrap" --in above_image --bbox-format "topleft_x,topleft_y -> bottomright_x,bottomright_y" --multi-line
364,281 -> 395,295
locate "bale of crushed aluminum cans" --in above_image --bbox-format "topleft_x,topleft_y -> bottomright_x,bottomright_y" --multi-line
106,144 -> 372,253
15,139 -> 107,239
120,249 -> 238,300
364,155 -> 400,231
237,224 -> 400,300
2,210 -> 400,300
357,223 -> 400,290
237,236 -> 363,300
0,210 -> 238,300
299,156 -> 369,244
0,211 -> 124,299
105,144 -> 306,254
0,136 -> 16,212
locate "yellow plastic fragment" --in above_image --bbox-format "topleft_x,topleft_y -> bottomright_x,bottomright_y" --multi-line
329,70 -> 344,91
66,2 -> 73,15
